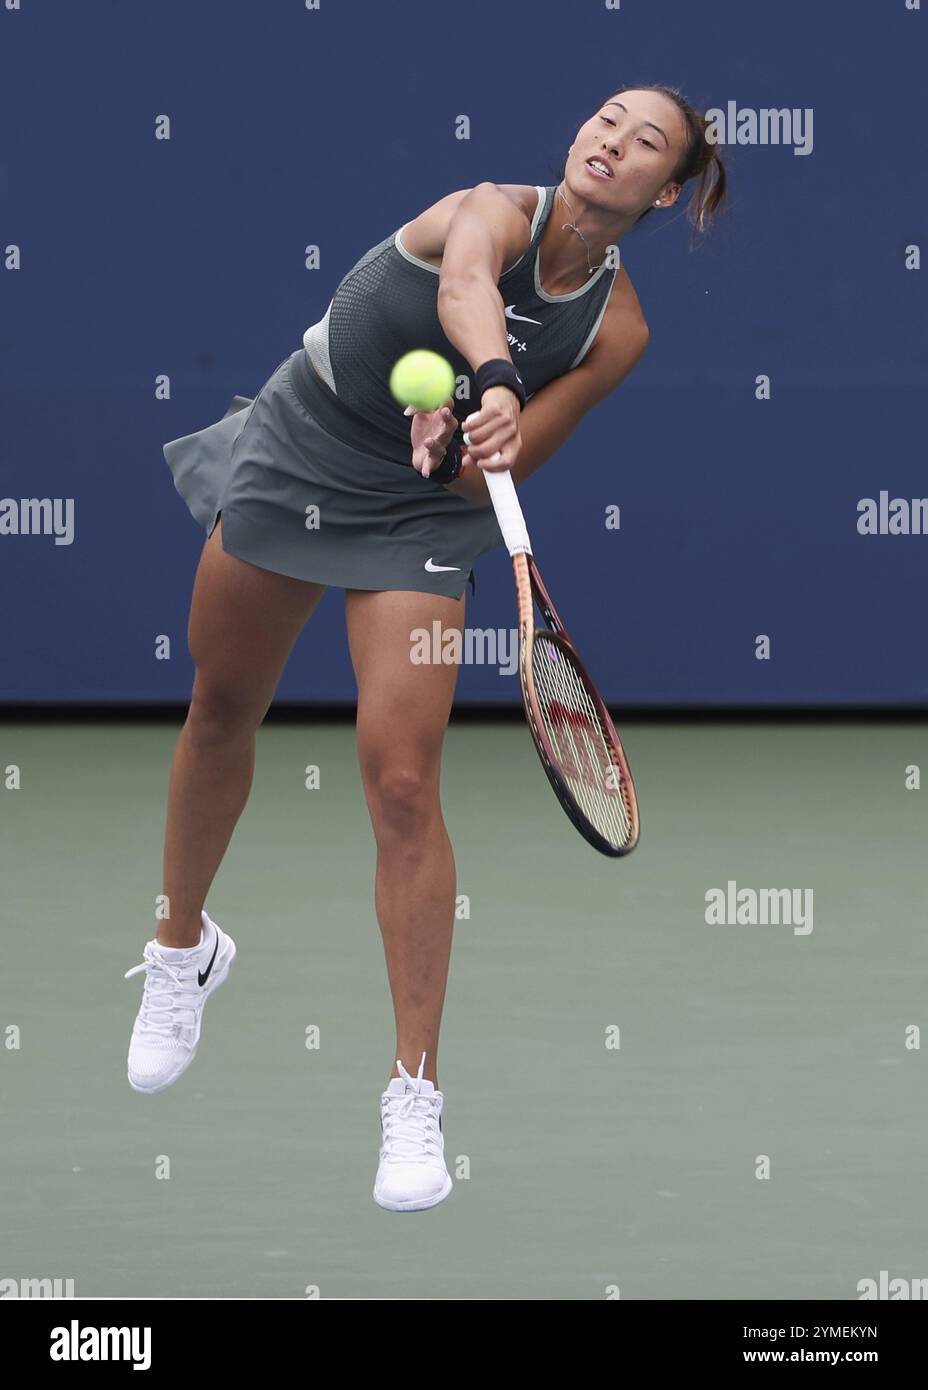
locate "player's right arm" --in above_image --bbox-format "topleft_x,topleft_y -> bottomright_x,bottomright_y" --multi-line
437,183 -> 532,474
399,183 -> 533,480
434,182 -> 532,371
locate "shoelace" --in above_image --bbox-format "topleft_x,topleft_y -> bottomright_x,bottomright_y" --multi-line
124,944 -> 199,1036
380,1053 -> 444,1164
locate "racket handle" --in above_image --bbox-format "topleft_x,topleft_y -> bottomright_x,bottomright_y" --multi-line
483,469 -> 532,557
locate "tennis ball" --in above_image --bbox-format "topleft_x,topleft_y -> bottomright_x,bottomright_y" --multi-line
390,350 -> 455,413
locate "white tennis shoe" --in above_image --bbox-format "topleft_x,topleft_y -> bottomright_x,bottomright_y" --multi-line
373,1051 -> 453,1212
124,910 -> 236,1094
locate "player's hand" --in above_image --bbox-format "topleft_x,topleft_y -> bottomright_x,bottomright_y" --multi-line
461,386 -> 522,474
405,397 -> 458,479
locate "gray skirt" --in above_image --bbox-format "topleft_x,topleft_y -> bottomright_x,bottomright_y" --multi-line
163,349 -> 505,599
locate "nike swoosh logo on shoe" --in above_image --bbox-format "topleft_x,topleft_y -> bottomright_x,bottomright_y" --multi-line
198,927 -> 220,986
424,558 -> 461,572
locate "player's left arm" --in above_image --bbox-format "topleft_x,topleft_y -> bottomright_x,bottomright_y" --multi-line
443,291 -> 650,505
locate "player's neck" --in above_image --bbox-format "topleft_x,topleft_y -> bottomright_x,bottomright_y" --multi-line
539,185 -> 634,293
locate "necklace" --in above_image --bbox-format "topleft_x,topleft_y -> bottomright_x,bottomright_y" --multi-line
555,184 -> 605,276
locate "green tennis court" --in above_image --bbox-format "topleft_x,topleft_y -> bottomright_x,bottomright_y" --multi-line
2,716 -> 924,1299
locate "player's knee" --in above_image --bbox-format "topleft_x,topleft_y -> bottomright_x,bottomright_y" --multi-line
186,682 -> 264,745
368,764 -> 434,837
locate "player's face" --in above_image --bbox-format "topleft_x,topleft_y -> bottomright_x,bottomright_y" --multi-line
568,89 -> 687,216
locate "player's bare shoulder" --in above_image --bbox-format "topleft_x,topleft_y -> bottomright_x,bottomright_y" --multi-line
397,184 -> 538,268
495,184 -> 543,223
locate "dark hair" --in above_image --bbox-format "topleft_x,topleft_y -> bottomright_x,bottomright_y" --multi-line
554,83 -> 730,249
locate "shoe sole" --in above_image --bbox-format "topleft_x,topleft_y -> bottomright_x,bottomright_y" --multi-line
373,1172 -> 453,1212
128,936 -> 237,1095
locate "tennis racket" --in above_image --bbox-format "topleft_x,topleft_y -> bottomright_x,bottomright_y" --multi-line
482,468 -> 639,857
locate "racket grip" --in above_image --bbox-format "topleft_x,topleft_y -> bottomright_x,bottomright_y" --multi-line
483,469 -> 532,557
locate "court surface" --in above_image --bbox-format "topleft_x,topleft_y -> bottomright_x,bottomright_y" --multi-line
1,717 -> 925,1300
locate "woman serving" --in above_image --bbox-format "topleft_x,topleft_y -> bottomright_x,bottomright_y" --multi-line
126,83 -> 728,1212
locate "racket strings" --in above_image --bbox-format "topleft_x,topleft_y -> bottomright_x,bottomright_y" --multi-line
530,633 -> 633,849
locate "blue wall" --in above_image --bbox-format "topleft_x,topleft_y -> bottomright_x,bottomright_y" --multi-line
2,0 -> 925,705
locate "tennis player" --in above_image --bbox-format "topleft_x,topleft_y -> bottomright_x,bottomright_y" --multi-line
125,84 -> 728,1212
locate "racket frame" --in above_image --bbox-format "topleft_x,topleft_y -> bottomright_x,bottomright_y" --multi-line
514,552 -> 640,856
482,467 -> 640,857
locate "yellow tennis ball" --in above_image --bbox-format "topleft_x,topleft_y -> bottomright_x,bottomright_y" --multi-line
390,350 -> 455,412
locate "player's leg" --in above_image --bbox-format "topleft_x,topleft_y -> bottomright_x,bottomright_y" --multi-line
127,518 -> 326,1095
160,516 -> 326,947
345,585 -> 466,1092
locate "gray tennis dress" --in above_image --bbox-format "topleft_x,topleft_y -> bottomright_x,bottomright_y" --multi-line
163,184 -> 618,600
